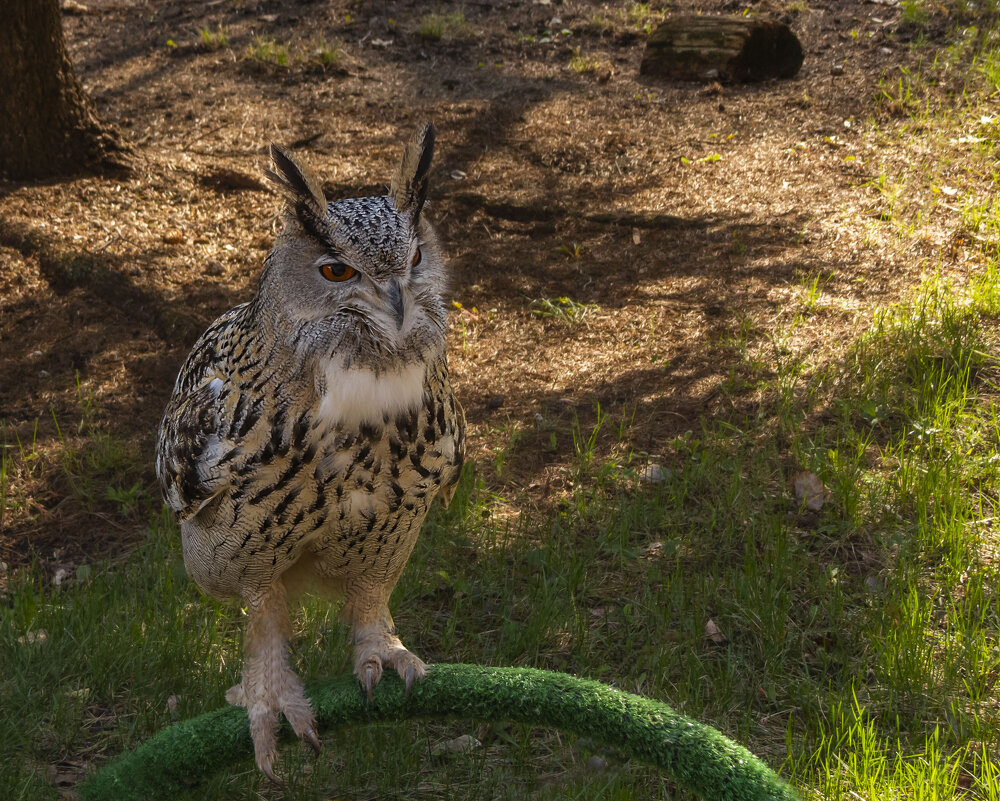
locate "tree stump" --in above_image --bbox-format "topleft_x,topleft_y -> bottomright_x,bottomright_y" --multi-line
0,0 -> 130,179
640,16 -> 803,83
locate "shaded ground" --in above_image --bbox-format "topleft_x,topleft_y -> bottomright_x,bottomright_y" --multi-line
0,0 -> 945,568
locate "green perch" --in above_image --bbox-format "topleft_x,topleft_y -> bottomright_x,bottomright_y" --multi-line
79,664 -> 799,801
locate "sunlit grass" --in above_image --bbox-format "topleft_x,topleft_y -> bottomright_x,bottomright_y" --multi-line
4,251 -> 998,798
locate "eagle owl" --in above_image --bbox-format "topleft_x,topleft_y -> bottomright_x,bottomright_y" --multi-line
155,124 -> 465,782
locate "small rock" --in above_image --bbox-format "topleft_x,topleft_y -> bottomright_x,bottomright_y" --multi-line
432,734 -> 481,755
793,471 -> 829,511
878,47 -> 892,55
549,16 -> 562,27
450,169 -> 467,180
485,395 -> 504,410
830,63 -> 845,76
163,229 -> 185,245
641,464 -> 667,484
30,350 -> 42,358
38,370 -> 50,378
53,568 -> 69,586
586,755 -> 609,771
205,260 -> 225,276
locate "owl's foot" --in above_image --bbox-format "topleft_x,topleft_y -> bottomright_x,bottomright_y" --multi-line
353,631 -> 427,702
226,673 -> 321,784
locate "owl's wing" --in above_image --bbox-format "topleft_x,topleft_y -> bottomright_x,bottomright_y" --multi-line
156,314 -> 247,522
437,396 -> 467,509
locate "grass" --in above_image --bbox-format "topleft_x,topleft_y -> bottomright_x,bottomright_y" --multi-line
198,26 -> 228,51
246,35 -> 289,68
5,257 -> 998,798
530,296 -> 600,324
416,10 -> 470,41
308,39 -> 343,72
568,47 -> 611,76
4,5 -> 1000,801
588,2 -> 667,34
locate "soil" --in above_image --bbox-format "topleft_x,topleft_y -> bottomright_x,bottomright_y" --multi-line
0,0 -> 955,570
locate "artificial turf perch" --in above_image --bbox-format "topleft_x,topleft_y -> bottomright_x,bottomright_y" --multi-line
79,664 -> 799,801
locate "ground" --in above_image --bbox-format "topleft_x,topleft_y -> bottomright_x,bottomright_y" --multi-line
4,3 -> 1000,799
1,0 -> 946,571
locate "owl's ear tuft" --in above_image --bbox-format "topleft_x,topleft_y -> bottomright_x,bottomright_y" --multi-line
265,144 -> 330,237
390,123 -> 435,222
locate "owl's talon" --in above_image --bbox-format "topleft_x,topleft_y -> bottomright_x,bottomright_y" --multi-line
261,762 -> 283,787
304,725 -> 322,755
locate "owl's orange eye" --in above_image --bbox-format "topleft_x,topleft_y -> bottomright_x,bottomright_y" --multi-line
320,262 -> 356,282
411,248 -> 422,268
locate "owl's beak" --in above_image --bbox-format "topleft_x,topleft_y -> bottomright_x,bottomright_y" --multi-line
386,278 -> 405,330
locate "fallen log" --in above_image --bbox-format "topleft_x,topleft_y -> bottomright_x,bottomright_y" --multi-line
640,15 -> 803,82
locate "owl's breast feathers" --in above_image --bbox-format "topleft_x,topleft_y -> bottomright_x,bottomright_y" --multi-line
155,310 -> 465,531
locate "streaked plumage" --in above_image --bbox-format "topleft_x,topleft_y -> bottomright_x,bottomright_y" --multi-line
155,125 -> 464,781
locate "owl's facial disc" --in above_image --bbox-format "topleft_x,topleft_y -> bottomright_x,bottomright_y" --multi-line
313,251 -> 405,330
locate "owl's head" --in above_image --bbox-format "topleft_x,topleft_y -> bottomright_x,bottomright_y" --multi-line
257,124 -> 447,374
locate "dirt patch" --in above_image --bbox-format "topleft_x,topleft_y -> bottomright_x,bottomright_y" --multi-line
0,0 -> 956,566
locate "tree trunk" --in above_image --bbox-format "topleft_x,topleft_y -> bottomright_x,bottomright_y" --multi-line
640,16 -> 803,83
0,0 -> 130,179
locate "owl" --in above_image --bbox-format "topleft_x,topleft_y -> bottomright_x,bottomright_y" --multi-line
155,124 -> 465,782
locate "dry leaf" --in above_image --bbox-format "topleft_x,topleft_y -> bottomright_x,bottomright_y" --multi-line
47,760 -> 85,788
793,471 -> 828,511
17,629 -> 48,645
62,0 -> 93,15
704,618 -> 728,645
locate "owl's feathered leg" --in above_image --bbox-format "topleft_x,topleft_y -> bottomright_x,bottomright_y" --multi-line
347,587 -> 426,701
226,580 -> 320,783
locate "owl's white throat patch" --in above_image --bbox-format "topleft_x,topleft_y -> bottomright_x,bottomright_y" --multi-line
316,359 -> 426,428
